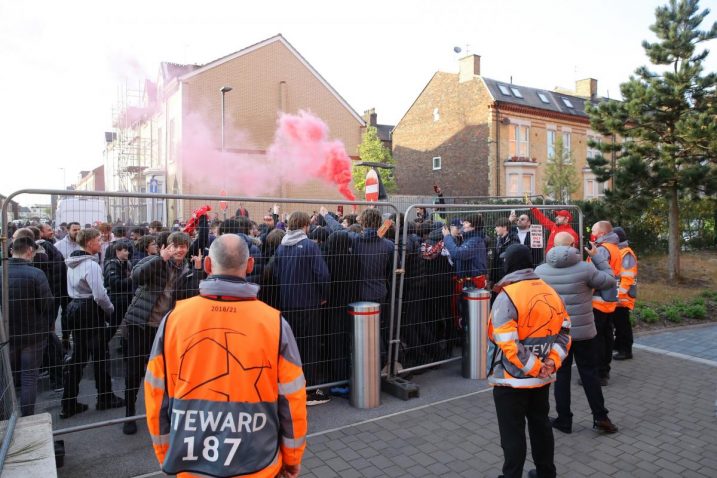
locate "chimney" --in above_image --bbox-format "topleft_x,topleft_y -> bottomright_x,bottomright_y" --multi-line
575,78 -> 597,99
459,54 -> 481,83
363,108 -> 377,126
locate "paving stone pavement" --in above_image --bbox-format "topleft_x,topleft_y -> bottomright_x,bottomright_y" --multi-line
299,345 -> 717,478
635,323 -> 717,363
53,325 -> 717,477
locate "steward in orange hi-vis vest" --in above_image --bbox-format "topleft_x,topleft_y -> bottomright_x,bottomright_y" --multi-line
145,235 -> 306,478
489,272 -> 572,389
613,226 -> 638,360
488,244 -> 571,478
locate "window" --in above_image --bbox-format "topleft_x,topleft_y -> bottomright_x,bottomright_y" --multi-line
547,130 -> 556,160
561,97 -> 574,108
537,92 -> 550,104
583,168 -> 607,199
157,127 -> 163,165
432,156 -> 442,170
509,125 -> 530,158
562,131 -> 572,161
433,108 -> 440,122
587,134 -> 601,159
498,84 -> 511,96
510,87 -> 523,98
507,172 -> 535,196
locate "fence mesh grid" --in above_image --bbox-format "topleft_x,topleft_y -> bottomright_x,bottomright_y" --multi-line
1,190 -> 581,438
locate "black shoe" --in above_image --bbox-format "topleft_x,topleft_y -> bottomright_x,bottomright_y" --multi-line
550,417 -> 572,434
60,402 -> 88,419
594,417 -> 618,434
527,470 -> 538,478
613,351 -> 633,360
122,420 -> 137,435
306,389 -> 331,406
600,377 -> 609,387
96,394 -> 126,410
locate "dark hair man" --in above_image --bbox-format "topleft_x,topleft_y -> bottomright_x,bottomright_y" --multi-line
587,221 -> 621,385
508,212 -> 544,267
144,234 -> 306,478
612,227 -> 638,361
273,211 -> 331,405
535,231 -> 619,435
489,244 -> 571,478
122,231 -> 205,434
55,222 -> 82,259
0,236 -> 54,416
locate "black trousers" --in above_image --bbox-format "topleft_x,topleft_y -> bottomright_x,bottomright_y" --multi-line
554,336 -> 608,422
283,308 -> 324,387
493,385 -> 556,478
124,324 -> 157,416
62,299 -> 113,405
613,307 -> 633,354
593,309 -> 614,379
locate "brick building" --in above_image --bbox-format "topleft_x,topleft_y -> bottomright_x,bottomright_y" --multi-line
393,54 -> 611,200
105,34 -> 365,222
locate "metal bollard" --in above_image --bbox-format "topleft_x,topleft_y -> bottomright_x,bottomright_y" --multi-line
462,288 -> 491,380
348,302 -> 381,409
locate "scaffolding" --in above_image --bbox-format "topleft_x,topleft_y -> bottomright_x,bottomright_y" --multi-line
106,80 -> 157,224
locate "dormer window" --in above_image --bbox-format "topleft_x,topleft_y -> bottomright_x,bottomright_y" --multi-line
561,97 -> 574,108
510,87 -> 523,98
498,84 -> 511,96
537,92 -> 550,104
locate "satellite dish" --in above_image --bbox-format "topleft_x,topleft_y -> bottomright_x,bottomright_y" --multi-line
453,46 -> 462,54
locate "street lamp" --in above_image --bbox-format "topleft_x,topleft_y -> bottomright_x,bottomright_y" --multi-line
220,86 -> 233,152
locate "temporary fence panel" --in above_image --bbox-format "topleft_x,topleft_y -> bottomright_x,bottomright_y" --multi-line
391,202 -> 583,378
1,189 -> 402,437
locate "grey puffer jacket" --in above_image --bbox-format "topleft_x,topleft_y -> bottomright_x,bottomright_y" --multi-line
535,246 -> 616,341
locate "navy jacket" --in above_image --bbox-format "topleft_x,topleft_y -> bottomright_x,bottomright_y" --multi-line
325,214 -> 394,303
443,230 -> 488,278
0,258 -> 55,345
273,231 -> 330,310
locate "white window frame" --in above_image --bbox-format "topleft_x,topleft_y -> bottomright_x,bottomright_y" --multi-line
547,130 -> 556,162
583,167 -> 607,199
498,84 -> 511,96
509,125 -> 530,159
562,131 -> 572,162
433,108 -> 440,122
561,97 -> 574,108
537,92 -> 550,104
432,156 -> 442,170
587,132 -> 601,160
505,162 -> 537,196
510,87 -> 523,98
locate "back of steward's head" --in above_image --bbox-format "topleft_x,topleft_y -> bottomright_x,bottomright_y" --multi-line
208,233 -> 250,276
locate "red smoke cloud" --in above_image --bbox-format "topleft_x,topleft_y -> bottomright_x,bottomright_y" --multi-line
267,110 -> 356,201
180,110 -> 355,200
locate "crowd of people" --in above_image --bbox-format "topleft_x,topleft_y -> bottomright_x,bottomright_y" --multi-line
1,199 -> 639,475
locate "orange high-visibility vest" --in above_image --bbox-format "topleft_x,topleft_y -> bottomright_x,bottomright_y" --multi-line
488,278 -> 571,389
618,246 -> 638,310
590,241 -> 621,313
145,296 -> 307,478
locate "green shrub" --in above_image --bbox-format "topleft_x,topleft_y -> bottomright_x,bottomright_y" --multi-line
638,307 -> 659,324
685,303 -> 707,320
663,305 -> 683,323
691,297 -> 705,307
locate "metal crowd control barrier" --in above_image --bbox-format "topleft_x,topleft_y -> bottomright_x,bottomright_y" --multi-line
1,188 -> 403,441
348,302 -> 381,409
462,288 -> 491,380
391,202 -> 584,392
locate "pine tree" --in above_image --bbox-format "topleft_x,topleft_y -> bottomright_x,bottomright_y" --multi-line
586,0 -> 717,280
352,126 -> 396,193
543,137 -> 579,203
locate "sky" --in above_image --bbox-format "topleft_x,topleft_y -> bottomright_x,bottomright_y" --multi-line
1,0 -> 715,206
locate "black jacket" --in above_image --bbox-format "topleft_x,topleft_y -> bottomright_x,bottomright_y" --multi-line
490,231 -> 520,284
123,255 -> 204,327
0,258 -> 55,345
103,258 -> 134,322
34,239 -> 67,299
